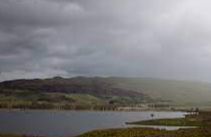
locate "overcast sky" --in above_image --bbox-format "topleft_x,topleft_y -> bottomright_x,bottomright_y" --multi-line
0,0 -> 211,82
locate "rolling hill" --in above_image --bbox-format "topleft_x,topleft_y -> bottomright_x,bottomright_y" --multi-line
0,76 -> 211,109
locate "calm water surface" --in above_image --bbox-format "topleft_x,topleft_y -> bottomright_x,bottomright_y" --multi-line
0,110 -> 186,137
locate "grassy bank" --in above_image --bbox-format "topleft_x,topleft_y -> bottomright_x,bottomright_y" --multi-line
126,114 -> 202,126
127,118 -> 200,126
77,128 -> 210,137
77,112 -> 211,137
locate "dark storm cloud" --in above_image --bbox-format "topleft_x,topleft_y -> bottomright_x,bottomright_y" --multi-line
1,0 -> 211,81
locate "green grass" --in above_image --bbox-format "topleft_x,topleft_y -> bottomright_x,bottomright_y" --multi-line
0,88 -> 146,110
0,91 -> 134,110
127,117 -> 201,126
65,94 -> 104,106
77,128 -> 209,137
126,110 -> 211,128
78,112 -> 211,137
78,128 -> 172,137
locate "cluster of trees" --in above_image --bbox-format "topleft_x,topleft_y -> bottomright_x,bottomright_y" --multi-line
0,101 -> 120,110
148,104 -> 170,108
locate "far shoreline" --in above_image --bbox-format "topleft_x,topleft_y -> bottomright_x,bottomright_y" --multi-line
0,108 -> 188,113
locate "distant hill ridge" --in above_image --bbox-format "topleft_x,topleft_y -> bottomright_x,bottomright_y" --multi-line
0,77 -> 146,98
1,76 -> 211,106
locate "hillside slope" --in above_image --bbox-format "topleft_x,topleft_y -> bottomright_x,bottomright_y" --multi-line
107,77 -> 211,105
0,77 -> 211,108
0,77 -> 149,109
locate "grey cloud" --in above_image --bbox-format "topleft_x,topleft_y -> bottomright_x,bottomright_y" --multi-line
0,0 -> 211,82
0,0 -> 83,27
